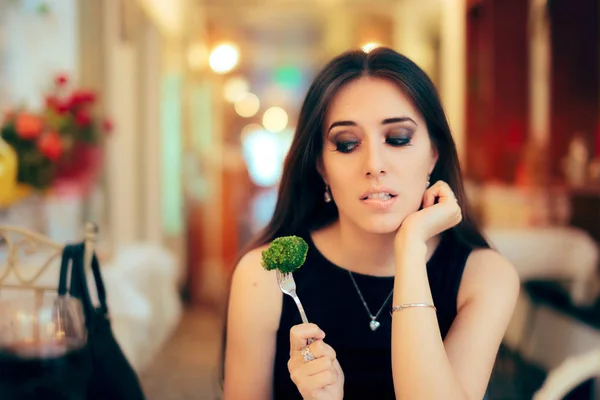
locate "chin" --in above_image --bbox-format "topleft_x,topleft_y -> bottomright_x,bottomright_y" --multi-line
357,215 -> 404,235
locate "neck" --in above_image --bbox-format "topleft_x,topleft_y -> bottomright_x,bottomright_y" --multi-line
312,218 -> 395,277
315,219 -> 441,277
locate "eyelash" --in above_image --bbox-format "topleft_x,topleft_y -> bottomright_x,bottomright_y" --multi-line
334,137 -> 412,153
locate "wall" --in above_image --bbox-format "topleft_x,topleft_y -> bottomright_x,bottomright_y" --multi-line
0,0 -> 78,111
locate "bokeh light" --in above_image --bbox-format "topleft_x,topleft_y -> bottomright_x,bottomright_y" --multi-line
234,93 -> 260,118
209,44 -> 239,74
224,76 -> 249,102
361,42 -> 380,53
262,107 -> 288,133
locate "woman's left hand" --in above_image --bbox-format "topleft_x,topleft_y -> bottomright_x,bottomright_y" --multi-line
397,180 -> 462,245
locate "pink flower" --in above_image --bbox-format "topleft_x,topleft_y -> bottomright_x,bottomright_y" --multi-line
55,74 -> 69,86
101,118 -> 114,134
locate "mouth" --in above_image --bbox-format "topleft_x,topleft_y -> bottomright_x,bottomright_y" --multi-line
359,187 -> 398,210
360,192 -> 397,201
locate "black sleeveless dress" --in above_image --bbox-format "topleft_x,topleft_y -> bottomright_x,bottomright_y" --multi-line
273,231 -> 473,399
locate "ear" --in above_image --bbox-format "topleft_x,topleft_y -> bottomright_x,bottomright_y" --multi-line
316,156 -> 328,184
429,145 -> 439,175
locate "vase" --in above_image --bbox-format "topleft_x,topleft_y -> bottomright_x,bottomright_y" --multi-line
43,182 -> 84,243
4,193 -> 46,234
0,136 -> 18,207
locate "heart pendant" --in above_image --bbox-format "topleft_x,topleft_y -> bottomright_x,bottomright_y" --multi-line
369,320 -> 381,331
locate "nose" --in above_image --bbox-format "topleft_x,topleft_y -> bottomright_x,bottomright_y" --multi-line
364,140 -> 386,178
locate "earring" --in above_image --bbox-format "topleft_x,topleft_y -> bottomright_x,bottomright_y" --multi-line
426,176 -> 431,188
324,185 -> 332,203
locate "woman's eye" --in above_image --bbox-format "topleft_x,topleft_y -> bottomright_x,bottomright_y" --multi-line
386,137 -> 412,146
335,141 -> 360,153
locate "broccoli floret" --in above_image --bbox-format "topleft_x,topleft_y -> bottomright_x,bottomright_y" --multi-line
261,236 -> 309,274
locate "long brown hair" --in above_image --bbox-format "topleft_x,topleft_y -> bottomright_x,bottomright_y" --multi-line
219,47 -> 489,390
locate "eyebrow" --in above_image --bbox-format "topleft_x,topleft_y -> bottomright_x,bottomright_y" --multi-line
327,117 -> 417,133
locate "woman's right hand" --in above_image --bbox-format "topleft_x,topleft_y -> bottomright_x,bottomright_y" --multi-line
288,323 -> 344,400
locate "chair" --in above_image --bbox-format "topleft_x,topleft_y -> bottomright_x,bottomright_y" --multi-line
533,347 -> 600,400
0,222 -> 99,302
0,222 -> 183,373
485,226 -> 600,371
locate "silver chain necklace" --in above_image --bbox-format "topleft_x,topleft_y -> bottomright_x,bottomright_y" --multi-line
347,271 -> 394,331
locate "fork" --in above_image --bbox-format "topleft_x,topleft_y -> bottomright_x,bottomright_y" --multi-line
276,269 -> 314,344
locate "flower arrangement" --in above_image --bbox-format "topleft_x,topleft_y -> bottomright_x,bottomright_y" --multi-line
0,73 -> 112,205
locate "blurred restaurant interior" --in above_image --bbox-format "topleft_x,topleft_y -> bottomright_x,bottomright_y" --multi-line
0,0 -> 599,398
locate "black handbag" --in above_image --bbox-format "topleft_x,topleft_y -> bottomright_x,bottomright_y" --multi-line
58,242 -> 146,400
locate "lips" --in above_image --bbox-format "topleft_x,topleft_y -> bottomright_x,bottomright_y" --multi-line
360,187 -> 398,200
363,192 -> 395,200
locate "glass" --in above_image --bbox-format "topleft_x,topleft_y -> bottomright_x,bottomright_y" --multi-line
0,295 -> 90,400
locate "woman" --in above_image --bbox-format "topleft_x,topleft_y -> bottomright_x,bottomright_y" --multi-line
223,47 -> 519,400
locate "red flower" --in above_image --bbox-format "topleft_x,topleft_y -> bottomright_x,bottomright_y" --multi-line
45,96 -> 59,109
15,113 -> 44,140
45,96 -> 71,115
69,90 -> 96,107
38,131 -> 62,161
101,118 -> 114,134
57,102 -> 71,115
75,110 -> 91,127
55,74 -> 68,86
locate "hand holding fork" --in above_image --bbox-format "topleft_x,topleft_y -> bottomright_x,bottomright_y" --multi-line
276,269 -> 314,345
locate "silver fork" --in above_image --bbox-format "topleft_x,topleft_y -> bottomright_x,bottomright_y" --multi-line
275,270 -> 314,344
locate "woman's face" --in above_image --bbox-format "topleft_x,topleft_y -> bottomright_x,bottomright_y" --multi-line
320,77 -> 438,234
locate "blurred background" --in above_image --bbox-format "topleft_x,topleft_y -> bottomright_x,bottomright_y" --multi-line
0,0 -> 598,398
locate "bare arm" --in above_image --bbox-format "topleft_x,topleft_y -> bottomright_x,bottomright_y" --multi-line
391,238 -> 519,400
390,180 -> 520,399
223,246 -> 283,400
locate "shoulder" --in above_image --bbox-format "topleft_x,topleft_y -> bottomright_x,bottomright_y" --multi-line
457,247 -> 520,311
233,245 -> 273,285
229,245 -> 283,332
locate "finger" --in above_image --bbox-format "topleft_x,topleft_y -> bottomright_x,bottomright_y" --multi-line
303,370 -> 337,392
290,324 -> 325,352
424,181 -> 456,205
289,356 -> 334,382
303,356 -> 335,376
289,340 -> 337,367
427,182 -> 462,224
289,359 -> 336,391
305,340 -> 336,360
422,189 -> 436,208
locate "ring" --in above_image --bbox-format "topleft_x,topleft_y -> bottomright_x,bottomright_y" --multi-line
301,346 -> 316,363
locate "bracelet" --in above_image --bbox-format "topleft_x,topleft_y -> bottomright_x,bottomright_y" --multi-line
390,303 -> 436,315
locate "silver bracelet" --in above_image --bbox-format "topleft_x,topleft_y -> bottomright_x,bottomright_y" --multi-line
390,303 -> 436,315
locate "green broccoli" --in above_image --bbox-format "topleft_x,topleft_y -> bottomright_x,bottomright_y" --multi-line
261,236 -> 309,274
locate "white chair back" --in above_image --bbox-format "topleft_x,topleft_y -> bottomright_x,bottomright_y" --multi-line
0,223 -> 98,302
533,348 -> 600,400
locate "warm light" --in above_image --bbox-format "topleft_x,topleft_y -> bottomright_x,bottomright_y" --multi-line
262,107 -> 288,133
187,43 -> 208,71
209,44 -> 239,74
224,76 -> 249,102
234,93 -> 260,118
361,42 -> 380,53
241,123 -> 263,141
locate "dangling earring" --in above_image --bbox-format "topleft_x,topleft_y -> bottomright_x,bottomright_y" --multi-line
324,185 -> 332,203
426,176 -> 431,188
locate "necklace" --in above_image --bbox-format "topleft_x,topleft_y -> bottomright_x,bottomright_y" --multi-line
347,271 -> 394,331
